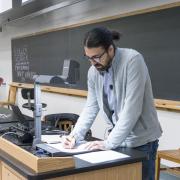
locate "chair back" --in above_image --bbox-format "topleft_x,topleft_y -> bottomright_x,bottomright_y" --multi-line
21,88 -> 34,99
44,113 -> 79,133
21,88 -> 46,111
44,113 -> 92,139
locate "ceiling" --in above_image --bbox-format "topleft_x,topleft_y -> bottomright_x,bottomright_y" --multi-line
0,0 -> 85,30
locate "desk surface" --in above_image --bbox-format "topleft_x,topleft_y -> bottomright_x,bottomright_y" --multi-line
0,145 -> 146,180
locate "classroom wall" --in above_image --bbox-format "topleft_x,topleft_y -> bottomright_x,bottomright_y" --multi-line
0,0 -> 180,165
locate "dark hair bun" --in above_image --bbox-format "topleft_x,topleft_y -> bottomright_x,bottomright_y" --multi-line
111,31 -> 122,41
84,27 -> 121,49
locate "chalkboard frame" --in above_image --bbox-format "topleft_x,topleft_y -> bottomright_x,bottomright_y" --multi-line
11,2 -> 180,111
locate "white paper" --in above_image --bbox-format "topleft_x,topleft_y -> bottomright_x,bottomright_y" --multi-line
47,141 -> 89,153
74,150 -> 130,163
41,135 -> 62,144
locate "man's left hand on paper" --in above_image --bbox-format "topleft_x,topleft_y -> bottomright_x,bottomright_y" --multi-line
84,140 -> 106,150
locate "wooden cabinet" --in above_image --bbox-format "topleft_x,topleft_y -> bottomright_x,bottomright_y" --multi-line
0,161 -> 141,180
1,162 -> 26,180
48,162 -> 142,180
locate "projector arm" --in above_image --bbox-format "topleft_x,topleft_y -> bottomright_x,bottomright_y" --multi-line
33,82 -> 42,147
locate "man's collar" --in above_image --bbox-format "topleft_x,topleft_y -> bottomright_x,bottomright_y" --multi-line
99,65 -> 112,76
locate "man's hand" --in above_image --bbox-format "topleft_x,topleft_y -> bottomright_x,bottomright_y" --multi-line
62,135 -> 76,149
84,140 -> 106,150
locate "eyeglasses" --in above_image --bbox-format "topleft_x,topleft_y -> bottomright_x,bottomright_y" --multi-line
84,50 -> 106,63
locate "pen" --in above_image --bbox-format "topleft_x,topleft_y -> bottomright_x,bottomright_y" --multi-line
66,136 -> 75,149
66,135 -> 74,142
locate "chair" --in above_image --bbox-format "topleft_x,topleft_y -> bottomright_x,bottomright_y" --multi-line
44,113 -> 79,132
21,88 -> 47,111
0,84 -> 17,108
155,149 -> 180,180
44,113 -> 92,138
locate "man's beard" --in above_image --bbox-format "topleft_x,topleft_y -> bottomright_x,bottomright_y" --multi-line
94,58 -> 112,72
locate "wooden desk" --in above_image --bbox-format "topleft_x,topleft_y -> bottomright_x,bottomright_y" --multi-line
0,107 -> 146,180
0,145 -> 145,180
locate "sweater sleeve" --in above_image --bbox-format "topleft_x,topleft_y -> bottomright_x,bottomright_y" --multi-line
104,54 -> 148,149
70,67 -> 100,141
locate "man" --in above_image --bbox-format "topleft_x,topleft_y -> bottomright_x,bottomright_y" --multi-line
63,27 -> 162,180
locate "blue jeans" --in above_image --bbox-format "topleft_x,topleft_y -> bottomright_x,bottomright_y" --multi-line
134,140 -> 159,180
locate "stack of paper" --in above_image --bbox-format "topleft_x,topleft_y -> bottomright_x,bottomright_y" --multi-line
74,150 -> 130,163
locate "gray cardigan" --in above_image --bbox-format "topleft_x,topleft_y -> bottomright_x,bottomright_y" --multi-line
71,48 -> 162,149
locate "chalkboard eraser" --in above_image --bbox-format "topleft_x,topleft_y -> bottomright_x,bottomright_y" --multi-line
18,83 -> 22,86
